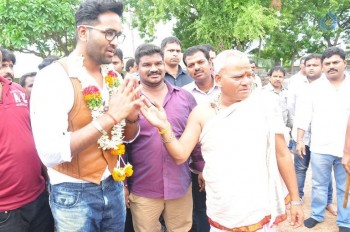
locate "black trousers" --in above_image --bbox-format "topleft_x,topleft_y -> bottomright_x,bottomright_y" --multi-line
0,191 -> 54,232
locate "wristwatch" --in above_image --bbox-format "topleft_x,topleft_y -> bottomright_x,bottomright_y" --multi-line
290,198 -> 303,206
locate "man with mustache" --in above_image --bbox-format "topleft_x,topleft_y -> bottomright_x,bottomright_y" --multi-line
19,72 -> 36,98
0,49 -> 15,82
30,0 -> 142,231
140,49 -> 304,231
296,47 -> 350,231
289,54 -> 337,217
161,36 -> 193,87
112,48 -> 125,78
250,60 -> 263,90
0,48 -> 54,231
125,43 -> 201,231
263,66 -> 290,127
182,45 -> 220,232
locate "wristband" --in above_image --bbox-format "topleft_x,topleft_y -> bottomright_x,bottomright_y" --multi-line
158,122 -> 170,135
92,120 -> 107,135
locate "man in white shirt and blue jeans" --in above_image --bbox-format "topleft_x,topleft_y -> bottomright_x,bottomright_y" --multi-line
30,1 -> 141,231
296,47 -> 350,232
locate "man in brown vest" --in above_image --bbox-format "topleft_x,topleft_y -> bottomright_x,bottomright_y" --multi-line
30,0 -> 142,231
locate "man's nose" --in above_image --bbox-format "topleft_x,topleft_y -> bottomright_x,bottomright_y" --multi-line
150,64 -> 158,71
241,75 -> 252,84
194,63 -> 201,70
3,66 -> 13,75
109,37 -> 118,48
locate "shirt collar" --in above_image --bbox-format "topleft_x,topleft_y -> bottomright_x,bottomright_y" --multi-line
164,79 -> 181,93
191,77 -> 218,93
166,65 -> 186,76
264,83 -> 286,93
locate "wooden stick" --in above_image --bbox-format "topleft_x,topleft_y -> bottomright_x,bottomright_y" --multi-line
344,163 -> 350,208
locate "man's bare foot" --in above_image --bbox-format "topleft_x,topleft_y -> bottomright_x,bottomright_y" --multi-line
326,204 -> 337,216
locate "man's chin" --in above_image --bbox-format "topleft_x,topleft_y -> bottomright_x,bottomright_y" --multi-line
101,58 -> 113,65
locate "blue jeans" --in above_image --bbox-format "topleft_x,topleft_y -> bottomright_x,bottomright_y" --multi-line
310,153 -> 350,227
191,172 -> 210,232
292,141 -> 333,203
50,176 -> 126,232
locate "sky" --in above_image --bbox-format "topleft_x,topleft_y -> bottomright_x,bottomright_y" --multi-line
13,13 -> 174,78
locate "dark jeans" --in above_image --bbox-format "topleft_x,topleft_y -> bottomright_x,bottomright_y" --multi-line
0,190 -> 54,232
124,208 -> 135,232
191,172 -> 210,232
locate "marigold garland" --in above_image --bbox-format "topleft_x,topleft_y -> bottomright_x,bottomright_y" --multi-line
74,55 -> 134,181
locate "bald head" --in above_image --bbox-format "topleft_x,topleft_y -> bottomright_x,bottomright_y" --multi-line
213,50 -> 250,74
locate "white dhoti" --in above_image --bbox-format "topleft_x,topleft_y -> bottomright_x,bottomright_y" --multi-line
200,92 -> 288,230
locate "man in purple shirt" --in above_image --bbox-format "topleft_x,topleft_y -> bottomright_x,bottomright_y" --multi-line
126,43 -> 201,231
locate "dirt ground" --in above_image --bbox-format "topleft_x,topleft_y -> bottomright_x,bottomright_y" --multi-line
277,170 -> 339,232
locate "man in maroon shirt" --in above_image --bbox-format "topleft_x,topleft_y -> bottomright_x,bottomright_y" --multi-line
0,49 -> 54,231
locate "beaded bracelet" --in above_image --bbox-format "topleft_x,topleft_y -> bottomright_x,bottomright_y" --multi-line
162,130 -> 175,144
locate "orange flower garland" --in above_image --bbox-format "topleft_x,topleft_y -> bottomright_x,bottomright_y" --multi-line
79,64 -> 133,181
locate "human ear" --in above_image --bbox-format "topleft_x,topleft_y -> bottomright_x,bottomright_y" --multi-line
215,74 -> 222,87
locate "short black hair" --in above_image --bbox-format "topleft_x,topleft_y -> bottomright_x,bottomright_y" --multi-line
160,36 -> 181,51
201,44 -> 216,53
114,48 -> 123,60
125,58 -> 135,72
19,72 -> 36,87
0,48 -> 16,65
322,46 -> 346,62
135,44 -> 163,65
38,55 -> 60,70
249,60 -> 257,66
268,66 -> 286,76
75,0 -> 123,27
304,54 -> 322,64
183,45 -> 210,66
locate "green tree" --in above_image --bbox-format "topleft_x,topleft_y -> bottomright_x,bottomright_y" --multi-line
261,0 -> 350,67
0,0 -> 79,58
125,0 -> 278,51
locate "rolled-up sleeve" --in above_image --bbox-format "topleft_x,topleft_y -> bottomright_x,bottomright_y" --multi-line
30,63 -> 74,167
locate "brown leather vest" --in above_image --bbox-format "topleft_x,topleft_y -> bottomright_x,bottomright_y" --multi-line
53,59 -> 118,184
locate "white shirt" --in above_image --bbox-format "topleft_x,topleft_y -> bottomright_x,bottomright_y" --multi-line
262,83 -> 290,127
287,71 -> 305,89
253,74 -> 263,90
182,80 -> 220,104
296,73 -> 350,157
30,54 -> 136,184
287,75 -> 324,145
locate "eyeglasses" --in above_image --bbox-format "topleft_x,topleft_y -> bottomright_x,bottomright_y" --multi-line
82,25 -> 126,44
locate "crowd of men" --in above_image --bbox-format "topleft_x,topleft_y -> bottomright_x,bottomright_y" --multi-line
1,0 -> 350,232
